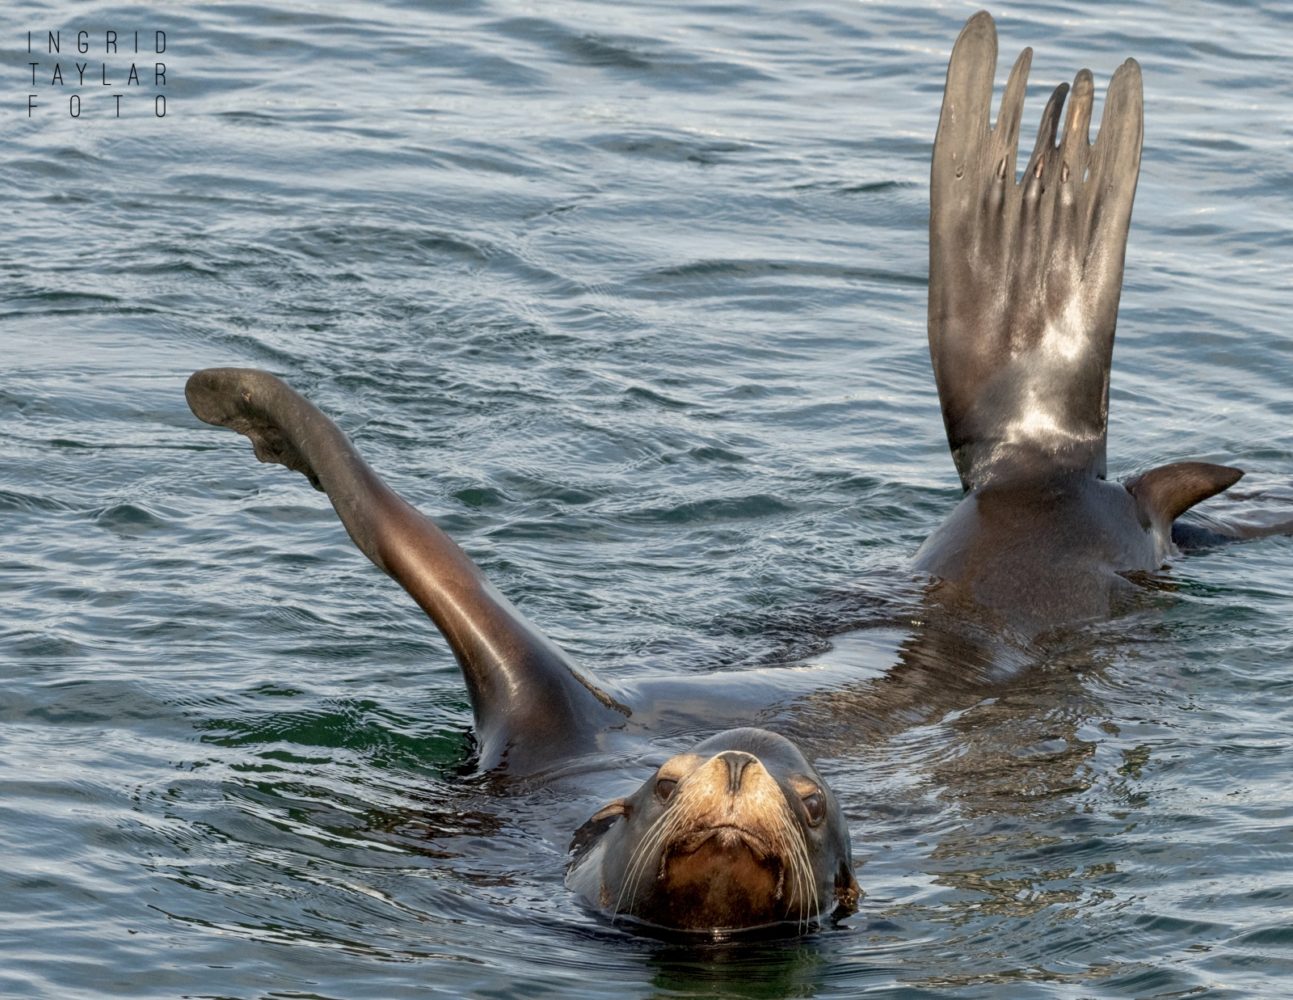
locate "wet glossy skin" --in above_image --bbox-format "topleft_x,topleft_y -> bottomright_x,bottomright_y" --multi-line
913,473 -> 1163,630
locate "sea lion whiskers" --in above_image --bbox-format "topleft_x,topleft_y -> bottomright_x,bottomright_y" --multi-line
751,782 -> 816,930
771,804 -> 818,933
613,802 -> 686,921
786,817 -> 818,933
614,818 -> 664,918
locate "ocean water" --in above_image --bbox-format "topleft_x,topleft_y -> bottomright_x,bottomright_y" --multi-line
3,1 -> 1292,997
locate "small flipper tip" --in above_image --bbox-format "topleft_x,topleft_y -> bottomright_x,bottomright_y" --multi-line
962,10 -> 996,35
186,367 -> 326,492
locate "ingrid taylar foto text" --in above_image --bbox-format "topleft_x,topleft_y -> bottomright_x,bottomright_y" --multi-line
26,30 -> 168,119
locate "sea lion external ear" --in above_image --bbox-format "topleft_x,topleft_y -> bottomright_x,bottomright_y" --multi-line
589,799 -> 630,824
569,799 -> 630,857
833,861 -> 860,917
1126,461 -> 1244,528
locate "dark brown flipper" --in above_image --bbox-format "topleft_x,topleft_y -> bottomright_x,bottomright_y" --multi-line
186,368 -> 628,774
930,11 -> 1143,490
1127,457 -> 1246,553
1126,461 -> 1244,526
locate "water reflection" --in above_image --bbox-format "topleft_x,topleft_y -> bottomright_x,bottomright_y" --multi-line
647,937 -> 827,999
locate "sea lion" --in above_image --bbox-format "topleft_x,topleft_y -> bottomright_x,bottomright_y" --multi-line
916,11 -> 1243,629
185,12 -> 1264,939
185,366 -> 859,935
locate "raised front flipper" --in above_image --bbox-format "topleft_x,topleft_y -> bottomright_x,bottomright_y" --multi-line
186,368 -> 628,773
930,12 -> 1143,490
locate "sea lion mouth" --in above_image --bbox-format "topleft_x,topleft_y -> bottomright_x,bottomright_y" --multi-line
672,824 -> 774,859
657,831 -> 785,930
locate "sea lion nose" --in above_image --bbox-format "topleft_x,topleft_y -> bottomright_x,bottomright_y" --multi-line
717,751 -> 756,793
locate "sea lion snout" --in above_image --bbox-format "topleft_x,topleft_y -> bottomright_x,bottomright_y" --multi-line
661,751 -> 791,855
718,750 -> 754,792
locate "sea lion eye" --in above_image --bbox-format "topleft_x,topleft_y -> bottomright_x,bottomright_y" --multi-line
802,790 -> 826,826
655,777 -> 678,803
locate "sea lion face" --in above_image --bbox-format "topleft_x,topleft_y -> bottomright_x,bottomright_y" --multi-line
567,728 -> 858,934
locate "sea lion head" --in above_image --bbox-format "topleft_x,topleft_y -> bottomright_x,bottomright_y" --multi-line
567,727 -> 858,935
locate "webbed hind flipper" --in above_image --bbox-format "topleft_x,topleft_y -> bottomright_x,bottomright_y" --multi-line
930,11 -> 1143,490
186,368 -> 628,774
